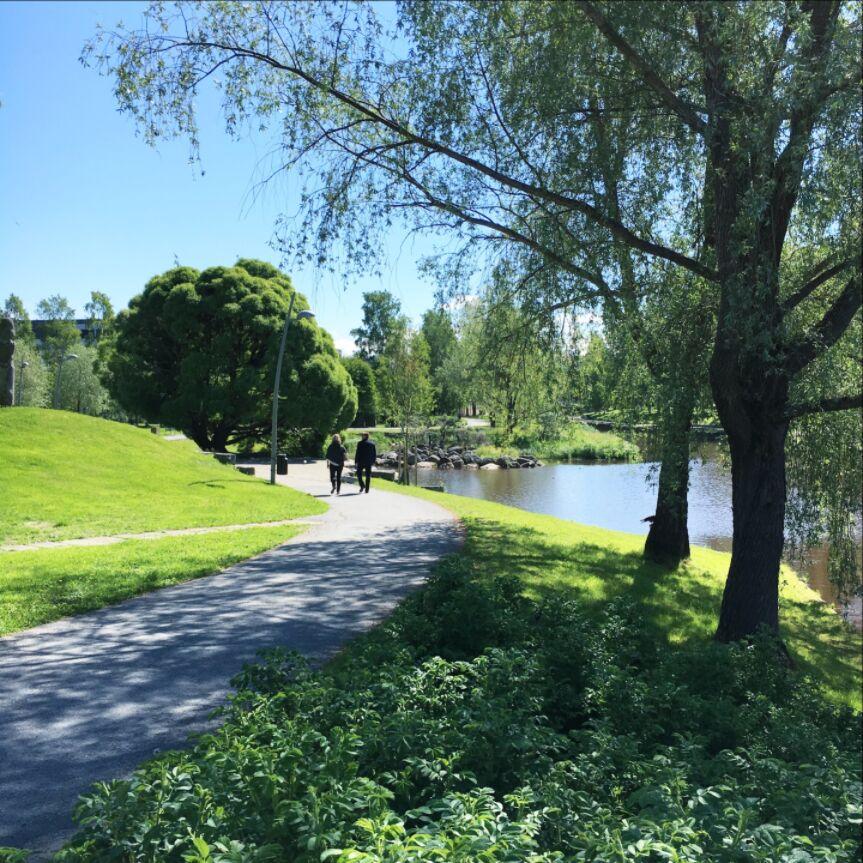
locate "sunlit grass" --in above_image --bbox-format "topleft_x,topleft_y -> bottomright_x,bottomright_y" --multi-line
385,484 -> 862,710
0,409 -> 325,543
0,525 -> 305,635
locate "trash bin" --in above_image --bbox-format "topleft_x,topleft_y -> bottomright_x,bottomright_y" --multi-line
277,453 -> 288,475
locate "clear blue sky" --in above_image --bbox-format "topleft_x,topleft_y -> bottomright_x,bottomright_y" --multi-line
0,1 -> 439,353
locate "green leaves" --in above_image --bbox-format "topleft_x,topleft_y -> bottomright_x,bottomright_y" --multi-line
52,562 -> 862,863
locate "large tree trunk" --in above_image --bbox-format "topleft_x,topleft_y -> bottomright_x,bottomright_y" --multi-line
715,420 -> 788,640
644,393 -> 694,565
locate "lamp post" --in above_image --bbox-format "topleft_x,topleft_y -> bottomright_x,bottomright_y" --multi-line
270,298 -> 315,484
17,360 -> 29,406
53,353 -> 78,409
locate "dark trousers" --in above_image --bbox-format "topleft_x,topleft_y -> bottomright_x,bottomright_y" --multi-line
329,463 -> 343,492
356,465 -> 372,491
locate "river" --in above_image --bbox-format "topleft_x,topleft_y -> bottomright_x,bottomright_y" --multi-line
415,448 -> 862,628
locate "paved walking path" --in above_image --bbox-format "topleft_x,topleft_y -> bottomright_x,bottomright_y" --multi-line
0,463 -> 460,856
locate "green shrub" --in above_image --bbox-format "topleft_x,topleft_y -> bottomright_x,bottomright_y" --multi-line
55,557 -> 861,863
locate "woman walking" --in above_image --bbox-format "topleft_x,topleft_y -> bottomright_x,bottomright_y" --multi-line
325,433 -> 347,495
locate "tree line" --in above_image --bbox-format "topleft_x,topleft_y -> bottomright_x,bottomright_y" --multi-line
3,291 -> 116,415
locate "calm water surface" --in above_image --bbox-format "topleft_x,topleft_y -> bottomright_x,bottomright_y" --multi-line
417,456 -> 862,627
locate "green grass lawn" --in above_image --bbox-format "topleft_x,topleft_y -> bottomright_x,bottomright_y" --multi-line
0,524 -> 304,635
383,483 -> 862,710
0,409 -> 326,543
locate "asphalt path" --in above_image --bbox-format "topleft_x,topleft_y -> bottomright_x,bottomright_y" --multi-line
0,462 -> 460,856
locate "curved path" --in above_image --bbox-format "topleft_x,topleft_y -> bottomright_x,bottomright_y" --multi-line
0,463 -> 460,856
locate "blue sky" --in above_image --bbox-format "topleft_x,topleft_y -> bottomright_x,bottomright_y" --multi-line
0,1 -> 439,353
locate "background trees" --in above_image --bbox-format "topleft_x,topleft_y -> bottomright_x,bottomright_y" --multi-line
350,291 -> 403,366
377,325 -> 435,483
341,357 -> 379,427
108,259 -> 357,451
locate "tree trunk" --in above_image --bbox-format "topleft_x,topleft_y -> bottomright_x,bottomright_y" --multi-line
715,420 -> 788,640
644,393 -> 694,565
212,428 -> 229,453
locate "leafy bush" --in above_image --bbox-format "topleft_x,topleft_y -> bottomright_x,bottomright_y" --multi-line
55,559 -> 861,862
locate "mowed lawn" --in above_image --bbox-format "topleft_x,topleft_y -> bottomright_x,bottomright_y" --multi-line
0,409 -> 325,544
0,525 -> 304,635
385,484 -> 863,710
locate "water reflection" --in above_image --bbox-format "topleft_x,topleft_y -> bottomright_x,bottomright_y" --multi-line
417,457 -> 862,628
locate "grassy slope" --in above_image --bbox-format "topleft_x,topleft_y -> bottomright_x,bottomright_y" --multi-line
0,409 -> 325,543
383,483 -> 862,710
0,525 -> 304,635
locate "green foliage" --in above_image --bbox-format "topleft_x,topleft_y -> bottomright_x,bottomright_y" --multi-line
0,525 -> 304,636
342,356 -> 379,427
54,554 -> 861,862
420,308 -> 461,414
36,294 -> 80,371
11,339 -> 50,407
350,291 -> 403,366
107,259 -> 356,451
577,333 -> 613,413
53,344 -> 108,416
3,294 -> 34,344
0,409 -> 325,544
475,421 -> 639,462
377,328 -> 435,430
83,291 -> 114,346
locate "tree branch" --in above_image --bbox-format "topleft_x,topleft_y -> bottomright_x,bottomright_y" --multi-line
786,274 -> 862,375
174,36 -> 718,282
782,257 -> 853,313
785,392 -> 862,421
575,1 -> 708,136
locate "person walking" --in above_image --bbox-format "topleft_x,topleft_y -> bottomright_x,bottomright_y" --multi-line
325,433 -> 347,495
354,432 -> 377,493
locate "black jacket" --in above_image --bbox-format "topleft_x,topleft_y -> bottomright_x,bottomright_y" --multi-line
325,442 -> 347,466
354,439 -> 377,468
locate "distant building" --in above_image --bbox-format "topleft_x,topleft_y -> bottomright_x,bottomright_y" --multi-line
30,319 -> 98,346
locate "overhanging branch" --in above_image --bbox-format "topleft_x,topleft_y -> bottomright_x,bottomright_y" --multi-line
785,392 -> 862,421
167,35 -> 718,282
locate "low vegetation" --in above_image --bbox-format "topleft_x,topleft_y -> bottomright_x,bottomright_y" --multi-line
48,487 -> 860,862
0,409 -> 325,544
475,421 -> 639,462
0,525 -> 304,636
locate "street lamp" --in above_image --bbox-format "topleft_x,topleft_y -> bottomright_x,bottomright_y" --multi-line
17,360 -> 29,406
270,296 -> 315,484
53,353 -> 78,409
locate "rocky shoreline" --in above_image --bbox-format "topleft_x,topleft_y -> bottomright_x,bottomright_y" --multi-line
376,444 -> 542,471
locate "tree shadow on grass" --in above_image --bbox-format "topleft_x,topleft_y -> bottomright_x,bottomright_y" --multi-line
459,515 -> 860,705
461,516 -> 722,648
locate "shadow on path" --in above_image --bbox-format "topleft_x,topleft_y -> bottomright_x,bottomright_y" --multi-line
0,512 -> 459,855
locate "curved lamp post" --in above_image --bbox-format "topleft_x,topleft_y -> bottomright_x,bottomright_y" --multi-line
17,360 -> 29,406
53,353 -> 78,409
270,298 -> 315,484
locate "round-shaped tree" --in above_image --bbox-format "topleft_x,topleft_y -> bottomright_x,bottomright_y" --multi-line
109,259 -> 357,450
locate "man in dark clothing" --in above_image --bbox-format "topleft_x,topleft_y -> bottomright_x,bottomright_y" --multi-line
354,432 -> 377,493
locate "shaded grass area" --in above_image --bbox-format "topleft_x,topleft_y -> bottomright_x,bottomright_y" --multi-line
0,525 -> 304,636
0,409 -> 325,543
383,484 -> 862,710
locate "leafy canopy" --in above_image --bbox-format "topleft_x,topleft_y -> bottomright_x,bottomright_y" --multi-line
108,259 -> 357,450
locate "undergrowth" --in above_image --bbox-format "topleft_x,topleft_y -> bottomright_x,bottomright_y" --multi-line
50,556 -> 862,863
